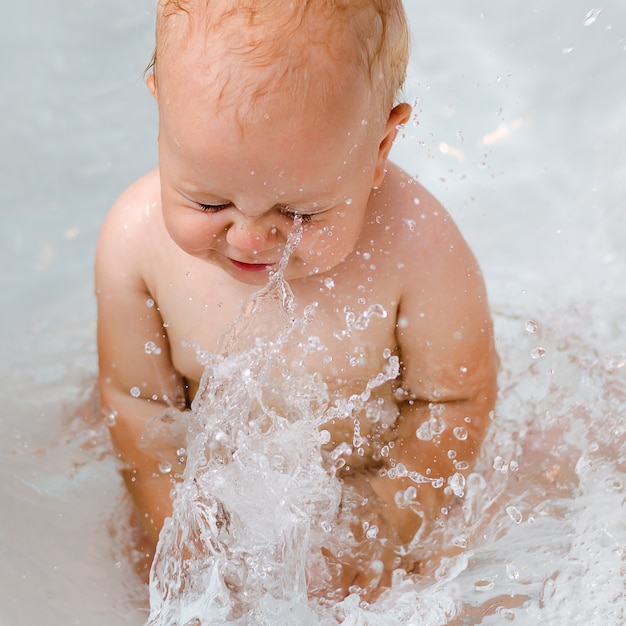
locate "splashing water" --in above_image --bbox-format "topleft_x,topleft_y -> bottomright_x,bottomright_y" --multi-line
145,223 -> 401,625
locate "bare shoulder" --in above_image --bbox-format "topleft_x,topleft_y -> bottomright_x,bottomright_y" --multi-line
96,168 -> 164,283
373,162 -> 496,402
372,163 -> 474,269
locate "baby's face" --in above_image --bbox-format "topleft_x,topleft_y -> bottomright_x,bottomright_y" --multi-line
153,33 -> 387,285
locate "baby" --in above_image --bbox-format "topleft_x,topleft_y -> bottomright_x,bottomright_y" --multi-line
96,0 -> 497,600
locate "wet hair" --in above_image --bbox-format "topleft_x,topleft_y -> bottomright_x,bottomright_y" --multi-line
148,0 -> 410,124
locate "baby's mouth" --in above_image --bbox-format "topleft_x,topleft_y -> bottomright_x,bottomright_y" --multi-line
228,258 -> 275,272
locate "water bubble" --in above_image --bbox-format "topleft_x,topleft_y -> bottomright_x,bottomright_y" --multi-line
382,347 -> 392,359
454,460 -> 469,471
530,346 -> 546,359
506,505 -> 523,524
525,319 -> 538,333
453,426 -> 468,441
323,277 -> 335,289
320,521 -> 332,533
146,298 -> 155,308
583,8 -> 601,26
130,386 -> 141,398
452,536 -> 467,548
345,198 -> 353,205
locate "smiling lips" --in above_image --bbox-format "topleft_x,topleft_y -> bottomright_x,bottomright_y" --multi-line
229,258 -> 275,272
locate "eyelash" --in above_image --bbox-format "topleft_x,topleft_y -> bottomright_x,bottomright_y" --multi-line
196,203 -> 313,223
197,203 -> 231,213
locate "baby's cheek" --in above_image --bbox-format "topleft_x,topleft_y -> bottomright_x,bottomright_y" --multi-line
304,226 -> 338,258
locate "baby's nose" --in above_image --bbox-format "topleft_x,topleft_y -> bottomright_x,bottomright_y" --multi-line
225,217 -> 279,255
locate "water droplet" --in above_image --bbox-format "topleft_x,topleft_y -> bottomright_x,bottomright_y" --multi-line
583,8 -> 601,26
403,218 -> 416,232
525,320 -> 538,333
604,476 -> 623,492
146,298 -> 155,308
497,607 -> 515,622
144,341 -> 161,355
365,525 -> 379,539
506,505 -> 523,524
474,578 -> 496,592
530,346 -> 546,359
449,472 -> 465,497
323,277 -> 335,289
493,456 -> 509,472
505,562 -> 520,580
103,407 -> 117,427
453,426 -> 468,441
158,460 -> 172,474
452,536 -> 467,548
397,316 -> 409,329
345,198 -> 353,205
130,386 -> 141,398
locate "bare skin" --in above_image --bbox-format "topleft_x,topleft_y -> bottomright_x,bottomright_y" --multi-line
96,11 -> 497,601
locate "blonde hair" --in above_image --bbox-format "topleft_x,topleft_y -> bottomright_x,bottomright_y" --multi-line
149,0 -> 410,125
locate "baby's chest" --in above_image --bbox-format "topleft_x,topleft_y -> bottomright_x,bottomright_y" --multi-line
160,278 -> 402,466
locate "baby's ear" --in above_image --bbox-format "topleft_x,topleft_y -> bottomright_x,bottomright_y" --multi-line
146,73 -> 158,101
372,103 -> 412,188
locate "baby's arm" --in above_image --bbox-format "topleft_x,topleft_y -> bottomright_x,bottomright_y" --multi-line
96,176 -> 185,545
371,200 -> 498,548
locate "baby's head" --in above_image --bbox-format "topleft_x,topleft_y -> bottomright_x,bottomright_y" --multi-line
147,0 -> 413,282
149,0 -> 410,132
